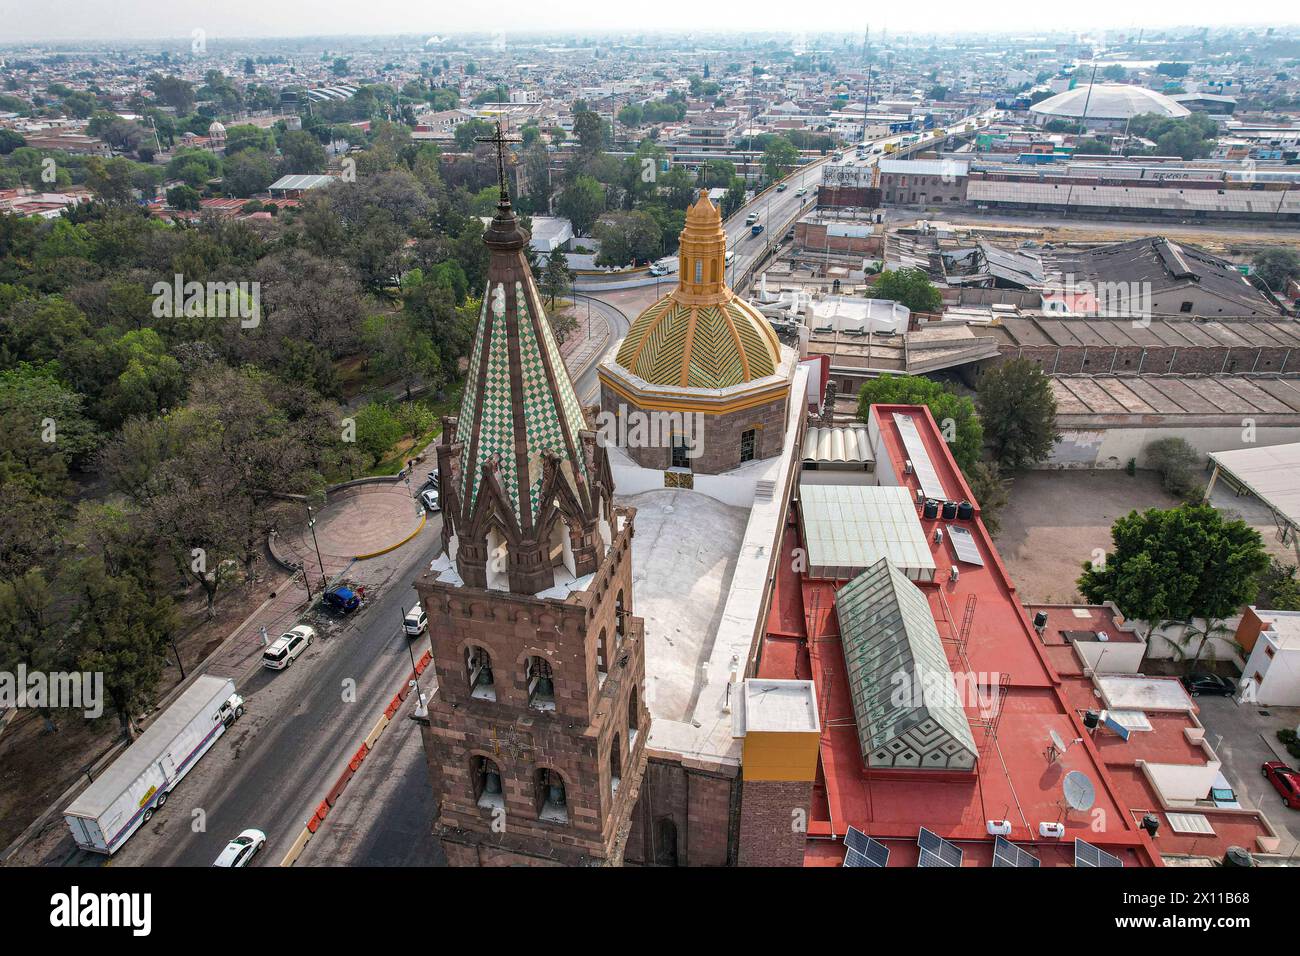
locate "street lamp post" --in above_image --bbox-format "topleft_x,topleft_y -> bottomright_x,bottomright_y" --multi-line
306,503 -> 326,594
405,611 -> 428,718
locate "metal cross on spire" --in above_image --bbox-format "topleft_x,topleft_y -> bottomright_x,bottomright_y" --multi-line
476,119 -> 522,208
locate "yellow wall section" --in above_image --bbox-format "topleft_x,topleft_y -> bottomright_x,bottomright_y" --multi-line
742,730 -> 821,782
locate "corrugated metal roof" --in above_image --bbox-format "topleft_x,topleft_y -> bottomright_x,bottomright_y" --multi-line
804,425 -> 875,464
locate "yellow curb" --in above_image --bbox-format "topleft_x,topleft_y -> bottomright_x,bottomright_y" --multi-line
279,825 -> 313,866
364,714 -> 390,751
354,509 -> 426,560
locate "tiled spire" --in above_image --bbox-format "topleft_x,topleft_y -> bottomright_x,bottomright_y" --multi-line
435,137 -> 611,594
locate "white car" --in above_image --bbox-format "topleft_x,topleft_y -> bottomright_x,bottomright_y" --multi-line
1209,772 -> 1242,810
212,828 -> 266,867
262,625 -> 314,671
403,603 -> 427,636
795,187 -> 807,197
420,487 -> 440,512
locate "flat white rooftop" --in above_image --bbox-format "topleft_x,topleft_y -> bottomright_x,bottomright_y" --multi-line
1097,675 -> 1194,713
736,679 -> 820,734
618,488 -> 747,725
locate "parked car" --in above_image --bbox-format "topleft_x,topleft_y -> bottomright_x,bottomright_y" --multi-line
262,625 -> 315,670
420,487 -> 441,513
212,828 -> 267,867
1209,772 -> 1242,809
403,603 -> 427,636
323,585 -> 360,614
1180,673 -> 1237,697
1263,761 -> 1300,809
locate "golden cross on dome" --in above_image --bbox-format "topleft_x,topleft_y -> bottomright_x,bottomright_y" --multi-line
476,119 -> 522,206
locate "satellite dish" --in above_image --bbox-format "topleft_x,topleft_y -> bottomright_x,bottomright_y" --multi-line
1063,771 -> 1096,812
1049,729 -> 1067,756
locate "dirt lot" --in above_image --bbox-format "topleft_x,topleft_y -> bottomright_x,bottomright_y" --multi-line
994,470 -> 1294,605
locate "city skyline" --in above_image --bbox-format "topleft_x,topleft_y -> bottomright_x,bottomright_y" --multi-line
3,1 -> 1297,44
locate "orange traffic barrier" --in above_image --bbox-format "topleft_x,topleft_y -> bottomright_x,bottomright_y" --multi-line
316,800 -> 330,821
326,767 -> 353,806
306,816 -> 320,833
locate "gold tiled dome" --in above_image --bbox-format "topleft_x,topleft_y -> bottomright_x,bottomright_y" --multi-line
614,190 -> 781,390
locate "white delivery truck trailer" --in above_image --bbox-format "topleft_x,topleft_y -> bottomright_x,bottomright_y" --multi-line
63,674 -> 244,855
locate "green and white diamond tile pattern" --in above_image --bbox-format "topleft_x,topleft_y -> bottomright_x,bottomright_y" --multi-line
463,283 -> 520,518
515,281 -> 588,519
456,290 -> 490,511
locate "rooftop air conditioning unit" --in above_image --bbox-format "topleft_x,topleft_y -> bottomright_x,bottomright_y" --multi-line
986,820 -> 1012,836
904,460 -> 914,475
933,528 -> 944,544
950,565 -> 959,583
1039,822 -> 1066,839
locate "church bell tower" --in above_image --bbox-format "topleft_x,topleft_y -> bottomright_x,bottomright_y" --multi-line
413,123 -> 648,866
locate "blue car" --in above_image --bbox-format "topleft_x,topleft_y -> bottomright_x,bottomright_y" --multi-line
323,585 -> 360,614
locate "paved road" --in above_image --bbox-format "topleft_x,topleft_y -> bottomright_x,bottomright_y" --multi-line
97,518 -> 445,867
571,293 -> 631,407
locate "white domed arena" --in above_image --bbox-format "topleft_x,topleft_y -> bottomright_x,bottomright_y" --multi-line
1029,84 -> 1190,129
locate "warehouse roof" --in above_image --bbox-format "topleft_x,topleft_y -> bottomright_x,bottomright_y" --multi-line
1050,375 -> 1300,426
1208,442 -> 1300,530
969,180 -> 1300,217
1042,237 -> 1276,314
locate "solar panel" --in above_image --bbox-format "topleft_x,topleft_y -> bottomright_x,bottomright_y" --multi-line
946,524 -> 984,566
843,827 -> 890,867
992,835 -> 1040,868
893,413 -> 948,503
843,847 -> 871,867
917,827 -> 963,867
1074,838 -> 1123,868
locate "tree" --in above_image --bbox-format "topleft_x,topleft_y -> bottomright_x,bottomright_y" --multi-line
166,184 -> 201,210
1144,436 -> 1202,499
573,110 -> 607,156
1253,559 -> 1300,611
1078,504 -> 1271,637
222,150 -> 276,198
594,210 -> 661,266
72,554 -> 177,739
453,118 -> 494,151
965,460 -> 1010,536
557,174 -> 605,235
855,373 -> 982,473
1252,248 -> 1300,293
85,157 -> 137,205
363,313 -> 442,401
976,358 -> 1059,470
872,267 -> 942,314
279,129 -> 326,174
762,135 -> 800,181
353,401 -> 403,466
541,248 -> 573,309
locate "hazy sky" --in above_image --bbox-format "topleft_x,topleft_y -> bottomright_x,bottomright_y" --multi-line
2,0 -> 1295,43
